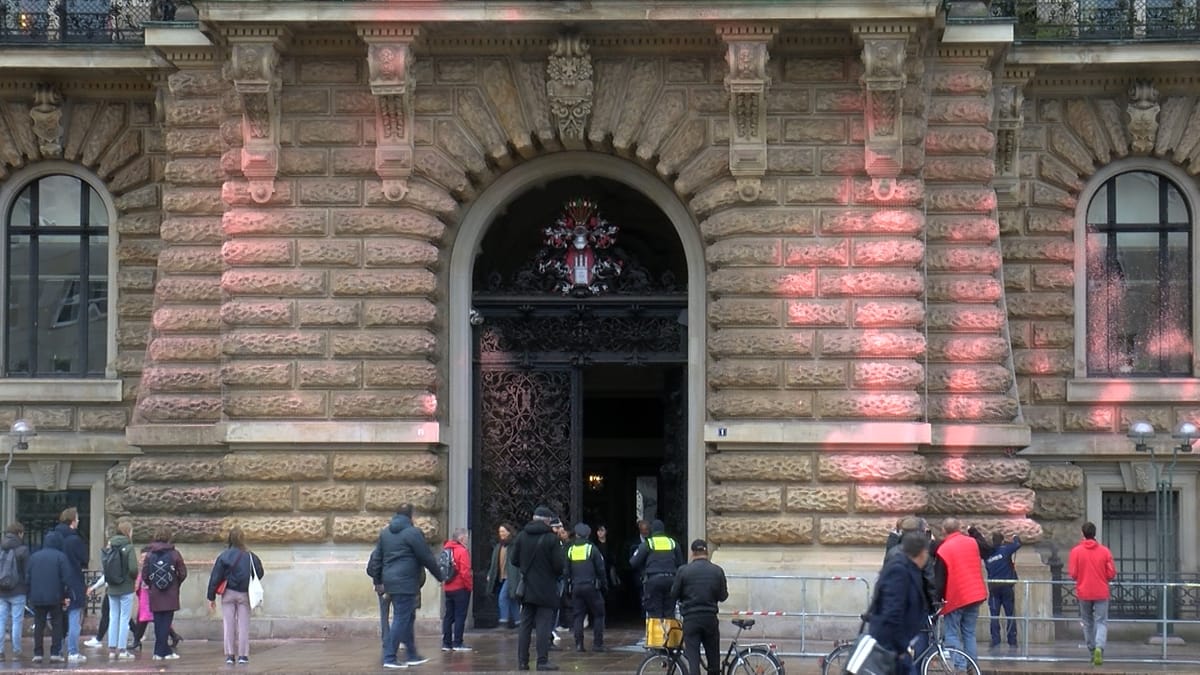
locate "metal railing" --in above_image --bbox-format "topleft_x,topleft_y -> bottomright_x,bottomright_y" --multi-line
722,574 -> 875,656
0,0 -> 172,44
1004,0 -> 1200,41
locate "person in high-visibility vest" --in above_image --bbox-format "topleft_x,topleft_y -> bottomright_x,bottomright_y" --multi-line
564,523 -> 607,653
629,520 -> 685,618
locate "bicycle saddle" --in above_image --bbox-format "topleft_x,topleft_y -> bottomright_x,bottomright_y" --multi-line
732,619 -> 756,629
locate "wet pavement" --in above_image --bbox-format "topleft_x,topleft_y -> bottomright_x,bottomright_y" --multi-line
2,625 -> 1200,674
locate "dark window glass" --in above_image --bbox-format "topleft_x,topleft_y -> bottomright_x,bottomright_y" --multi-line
1085,171 -> 1192,377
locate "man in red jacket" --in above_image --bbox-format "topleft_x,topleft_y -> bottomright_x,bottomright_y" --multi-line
935,518 -> 988,672
1068,522 -> 1116,666
441,529 -> 474,652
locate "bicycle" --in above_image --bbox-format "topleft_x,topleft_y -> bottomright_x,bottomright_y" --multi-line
637,618 -> 785,675
819,612 -> 980,675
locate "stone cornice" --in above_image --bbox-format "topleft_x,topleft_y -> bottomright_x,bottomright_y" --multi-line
1027,72 -> 1200,95
0,79 -> 156,96
0,47 -> 168,71
1010,42 -> 1200,66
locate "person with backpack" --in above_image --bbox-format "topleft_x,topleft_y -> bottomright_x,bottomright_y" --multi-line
440,528 -> 473,653
27,530 -> 73,663
0,522 -> 30,661
101,518 -> 137,661
365,503 -> 444,669
51,507 -> 88,663
206,526 -> 265,666
141,528 -> 187,661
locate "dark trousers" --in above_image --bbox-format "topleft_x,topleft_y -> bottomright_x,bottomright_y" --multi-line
378,593 -> 390,642
385,593 -> 419,665
95,594 -> 108,640
643,575 -> 675,618
131,620 -> 149,646
152,610 -> 175,657
683,613 -> 721,675
989,585 -> 1017,646
442,589 -> 470,648
571,584 -> 605,648
32,604 -> 64,657
517,603 -> 556,668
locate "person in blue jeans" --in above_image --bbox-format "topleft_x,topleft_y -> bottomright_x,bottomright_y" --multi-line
983,532 -> 1021,648
0,522 -> 30,660
366,503 -> 444,669
440,529 -> 474,651
486,524 -> 519,629
51,507 -> 89,664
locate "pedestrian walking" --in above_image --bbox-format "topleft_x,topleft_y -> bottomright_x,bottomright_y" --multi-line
1069,522 -> 1116,666
130,547 -> 152,652
511,505 -> 565,671
486,523 -> 519,629
366,503 -> 444,669
565,523 -> 606,653
869,532 -> 930,675
934,518 -> 987,672
142,528 -> 187,661
630,520 -> 684,619
669,539 -> 728,675
27,530 -> 72,663
51,507 -> 88,663
102,518 -> 137,661
982,531 -> 1021,649
0,522 -> 30,661
440,528 -> 473,652
207,526 -> 265,666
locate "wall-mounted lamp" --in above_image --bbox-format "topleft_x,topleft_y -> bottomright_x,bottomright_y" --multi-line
587,473 -> 604,492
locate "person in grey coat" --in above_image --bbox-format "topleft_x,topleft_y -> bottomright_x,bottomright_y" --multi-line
366,503 -> 443,669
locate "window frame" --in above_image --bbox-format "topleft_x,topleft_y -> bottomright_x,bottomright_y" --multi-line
0,162 -> 119,396
1070,159 -> 1200,401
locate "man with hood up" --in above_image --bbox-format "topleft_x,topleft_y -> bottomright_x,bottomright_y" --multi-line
0,522 -> 30,660
511,506 -> 565,671
629,519 -> 685,619
28,530 -> 74,663
52,507 -> 88,663
366,503 -> 443,669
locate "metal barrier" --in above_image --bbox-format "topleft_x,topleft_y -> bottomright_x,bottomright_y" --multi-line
721,574 -> 873,656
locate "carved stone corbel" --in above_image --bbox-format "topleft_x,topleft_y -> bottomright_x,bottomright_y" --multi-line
30,460 -> 70,492
855,26 -> 911,201
547,33 -> 593,149
717,24 -> 777,202
30,84 -> 63,158
994,67 -> 1034,207
227,28 -> 288,204
1127,79 -> 1160,155
359,24 -> 420,202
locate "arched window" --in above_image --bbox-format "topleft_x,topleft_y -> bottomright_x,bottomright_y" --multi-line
1084,170 -> 1192,377
3,172 -> 110,378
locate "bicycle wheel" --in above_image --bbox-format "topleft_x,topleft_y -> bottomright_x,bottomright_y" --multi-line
727,647 -> 784,675
638,651 -> 689,675
820,644 -> 851,675
920,646 -> 980,675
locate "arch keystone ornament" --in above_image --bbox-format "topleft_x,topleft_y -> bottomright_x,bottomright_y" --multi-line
30,84 -> 63,158
360,24 -> 420,202
717,24 -> 776,202
1126,79 -> 1160,155
854,25 -> 912,202
227,27 -> 289,204
546,33 -> 593,148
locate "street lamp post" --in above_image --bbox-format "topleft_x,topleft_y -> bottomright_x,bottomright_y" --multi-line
1127,420 -> 1196,642
2,419 -> 36,529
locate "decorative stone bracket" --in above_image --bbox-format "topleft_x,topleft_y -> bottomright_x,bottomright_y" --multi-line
30,83 -> 64,158
547,33 -> 593,148
1127,79 -> 1160,155
359,24 -> 420,202
995,66 -> 1034,208
854,25 -> 912,201
228,28 -> 289,204
717,24 -> 777,202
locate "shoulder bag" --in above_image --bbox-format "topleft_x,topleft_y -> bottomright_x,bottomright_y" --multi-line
248,554 -> 264,610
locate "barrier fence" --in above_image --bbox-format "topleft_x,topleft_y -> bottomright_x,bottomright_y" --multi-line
714,575 -> 1200,666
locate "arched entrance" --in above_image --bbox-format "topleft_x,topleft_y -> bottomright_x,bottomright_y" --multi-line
446,153 -> 706,625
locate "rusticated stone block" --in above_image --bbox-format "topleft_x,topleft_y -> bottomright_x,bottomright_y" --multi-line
925,156 -> 994,182
928,394 -> 1019,421
127,517 -> 226,543
709,299 -> 781,327
155,278 -> 221,302
333,453 -> 441,481
708,391 -> 813,419
690,179 -> 780,217
925,126 -> 995,154
817,391 -> 922,419
223,209 -> 327,237
299,300 -> 360,326
927,364 -> 1012,392
1008,293 -> 1072,320
708,515 -> 813,544
298,179 -> 361,205
331,209 -> 446,241
709,360 -> 781,388
783,178 -> 849,204
1033,491 -> 1084,520
225,392 -> 326,418
785,361 -> 848,388
162,188 -> 223,215
821,208 -> 922,235
298,240 -> 359,267
299,362 -> 361,388
222,453 -> 330,481
926,186 -> 997,213
852,361 -> 924,388
164,158 -> 221,185
818,517 -> 898,545
1064,406 -> 1115,432
128,457 -> 222,482
364,239 -> 440,268
852,240 -> 924,267
140,365 -> 220,392
784,487 -> 849,513
710,268 -> 815,297
928,336 -> 1008,363
853,300 -> 924,327
926,486 -> 1035,515
122,484 -> 293,513
363,484 -> 440,512
783,239 -> 850,266
1032,266 -> 1074,290
152,307 -> 221,332
220,362 -> 293,387
235,516 -> 328,543
296,120 -> 360,145
220,301 -> 294,327
165,100 -> 221,128
786,300 -> 848,326
119,295 -> 154,320
855,485 -> 928,513
819,330 -> 925,358
157,246 -> 222,274
819,454 -> 926,482
710,329 -> 813,357
925,457 -> 1029,484
298,485 -> 362,512
362,361 -> 439,388
331,148 -> 374,174
331,270 -> 437,296
708,484 -> 783,512
333,391 -> 436,417
333,515 -> 443,543
926,216 -> 997,243
1025,464 -> 1084,491
1030,378 -> 1066,402
926,245 -> 1001,273
926,276 -> 1001,303
927,96 -> 991,125
331,330 -> 436,357
819,270 -> 923,297
1013,350 -> 1071,376
79,408 -> 127,431
1026,209 -> 1073,234
222,332 -> 325,357
222,270 -> 325,296
783,118 -> 846,143
280,148 -> 328,175
706,239 -> 782,267
117,240 -> 165,266
925,305 -> 1005,332
700,208 -> 814,240
818,147 -> 864,174
148,336 -> 221,362
363,300 -> 439,327
137,395 -> 222,422
1030,323 -> 1072,348
708,453 -> 813,482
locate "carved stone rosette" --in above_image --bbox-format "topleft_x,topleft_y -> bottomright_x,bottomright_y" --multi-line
228,28 -> 288,204
1127,79 -> 1160,155
855,26 -> 911,201
995,67 -> 1034,207
717,24 -> 777,202
359,24 -> 420,202
547,33 -> 593,148
30,83 -> 63,158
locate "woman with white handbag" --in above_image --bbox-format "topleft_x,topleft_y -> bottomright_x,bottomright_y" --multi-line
205,527 -> 265,667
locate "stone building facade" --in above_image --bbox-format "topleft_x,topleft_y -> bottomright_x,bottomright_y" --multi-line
0,1 -> 1196,634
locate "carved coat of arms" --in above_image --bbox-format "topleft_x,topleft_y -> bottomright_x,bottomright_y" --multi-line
537,198 -> 622,296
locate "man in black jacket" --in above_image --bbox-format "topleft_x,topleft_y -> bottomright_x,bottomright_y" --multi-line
630,520 -> 685,618
366,504 -> 443,669
51,508 -> 87,663
670,540 -> 728,675
511,506 -> 565,671
870,532 -> 930,674
565,523 -> 606,653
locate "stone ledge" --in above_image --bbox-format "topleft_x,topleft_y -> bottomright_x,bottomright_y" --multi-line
930,423 -> 1031,449
1067,378 -> 1200,404
220,421 -> 441,445
126,424 -> 221,448
704,421 -> 930,446
0,379 -> 123,403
